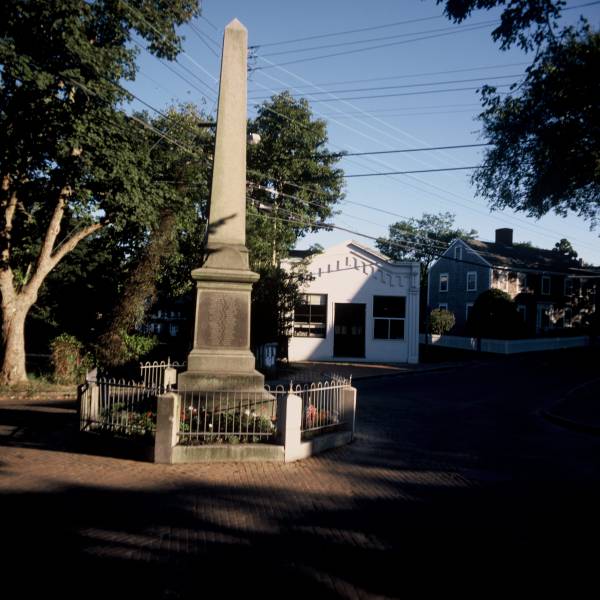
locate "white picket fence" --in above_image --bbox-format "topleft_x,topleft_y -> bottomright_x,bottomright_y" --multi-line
420,334 -> 590,354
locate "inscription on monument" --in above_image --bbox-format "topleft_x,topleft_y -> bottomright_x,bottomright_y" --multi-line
197,291 -> 248,348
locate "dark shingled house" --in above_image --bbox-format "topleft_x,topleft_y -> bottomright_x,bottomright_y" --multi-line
427,228 -> 599,336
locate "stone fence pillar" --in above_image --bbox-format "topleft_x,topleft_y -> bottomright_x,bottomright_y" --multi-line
342,386 -> 357,440
155,392 -> 181,464
277,393 -> 302,463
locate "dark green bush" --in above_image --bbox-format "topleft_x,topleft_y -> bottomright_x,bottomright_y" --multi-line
50,334 -> 93,384
466,289 -> 526,339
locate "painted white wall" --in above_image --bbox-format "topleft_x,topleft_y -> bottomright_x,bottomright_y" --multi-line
284,241 -> 420,364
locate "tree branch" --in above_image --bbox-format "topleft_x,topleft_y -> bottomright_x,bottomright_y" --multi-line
49,222 -> 103,268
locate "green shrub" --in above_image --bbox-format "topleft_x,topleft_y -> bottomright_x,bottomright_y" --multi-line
50,334 -> 93,384
466,289 -> 526,339
428,308 -> 456,334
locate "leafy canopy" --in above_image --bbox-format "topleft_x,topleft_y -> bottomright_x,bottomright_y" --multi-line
247,91 -> 345,268
475,26 -> 600,226
376,212 -> 477,283
436,2 -> 600,227
437,0 -> 566,51
0,0 -> 200,275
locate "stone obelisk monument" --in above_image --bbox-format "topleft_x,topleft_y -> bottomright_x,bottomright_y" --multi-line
178,19 -> 264,391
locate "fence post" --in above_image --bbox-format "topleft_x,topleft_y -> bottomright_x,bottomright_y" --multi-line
89,381 -> 100,426
278,393 -> 302,463
163,367 -> 177,390
155,392 -> 180,464
342,386 -> 357,440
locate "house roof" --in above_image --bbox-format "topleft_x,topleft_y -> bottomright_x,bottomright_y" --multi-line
463,238 -> 596,276
288,239 -> 418,268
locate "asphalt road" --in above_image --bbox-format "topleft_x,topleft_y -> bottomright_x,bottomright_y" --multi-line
2,348 -> 599,598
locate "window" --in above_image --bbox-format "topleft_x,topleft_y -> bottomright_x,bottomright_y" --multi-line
542,276 -> 551,295
517,305 -> 526,321
293,294 -> 327,337
495,270 -> 508,291
454,245 -> 462,260
373,296 -> 405,340
438,303 -> 448,310
564,278 -> 574,296
439,273 -> 449,292
466,303 -> 474,321
466,271 -> 477,292
517,273 -> 527,293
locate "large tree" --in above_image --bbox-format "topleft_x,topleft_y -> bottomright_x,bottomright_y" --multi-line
246,92 -> 345,269
376,212 -> 477,284
436,2 -> 600,226
98,105 -> 213,366
0,0 -> 200,384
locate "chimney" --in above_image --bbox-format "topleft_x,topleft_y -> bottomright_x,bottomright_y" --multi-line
495,228 -> 513,246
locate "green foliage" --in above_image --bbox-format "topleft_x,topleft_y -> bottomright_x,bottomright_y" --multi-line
437,1 -> 566,51
466,288 -> 526,339
436,3 -> 599,225
50,333 -> 92,384
553,238 -> 578,259
475,26 -> 600,226
376,212 -> 477,284
98,330 -> 158,367
428,308 -> 456,335
179,408 -> 276,445
247,92 -> 345,268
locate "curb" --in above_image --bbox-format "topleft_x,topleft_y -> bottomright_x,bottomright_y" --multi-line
541,410 -> 600,437
351,361 -> 474,382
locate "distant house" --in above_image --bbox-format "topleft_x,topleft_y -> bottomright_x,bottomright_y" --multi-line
282,240 -> 421,363
427,228 -> 598,335
141,298 -> 191,340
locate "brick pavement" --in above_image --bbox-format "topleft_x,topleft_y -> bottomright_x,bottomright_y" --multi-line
2,353 -> 599,598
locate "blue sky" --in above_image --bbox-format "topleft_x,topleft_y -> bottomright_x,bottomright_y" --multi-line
129,0 -> 600,264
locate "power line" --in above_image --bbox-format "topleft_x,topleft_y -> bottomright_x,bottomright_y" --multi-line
344,143 -> 490,156
249,14 -> 445,49
249,0 -> 600,50
251,22 -> 495,70
248,73 -> 521,101
304,83 -> 513,103
346,166 -> 478,177
247,207 -> 598,277
256,20 -> 499,58
253,62 -> 529,91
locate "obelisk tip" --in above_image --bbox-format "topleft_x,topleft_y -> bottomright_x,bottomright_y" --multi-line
226,18 -> 247,32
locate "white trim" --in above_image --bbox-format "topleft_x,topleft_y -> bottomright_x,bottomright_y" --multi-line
439,273 -> 449,292
466,271 -> 477,292
541,275 -> 551,295
465,302 -> 474,321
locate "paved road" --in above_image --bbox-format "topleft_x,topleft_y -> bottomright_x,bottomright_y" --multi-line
1,349 -> 599,598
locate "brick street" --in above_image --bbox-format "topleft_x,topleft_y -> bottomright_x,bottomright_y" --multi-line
2,349 -> 599,598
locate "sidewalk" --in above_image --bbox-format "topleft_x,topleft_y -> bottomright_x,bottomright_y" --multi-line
268,358 -> 469,385
543,377 -> 600,435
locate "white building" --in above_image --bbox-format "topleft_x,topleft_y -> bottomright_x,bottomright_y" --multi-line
283,240 -> 420,364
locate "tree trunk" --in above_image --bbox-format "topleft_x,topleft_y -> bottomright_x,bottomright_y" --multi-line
1,299 -> 32,385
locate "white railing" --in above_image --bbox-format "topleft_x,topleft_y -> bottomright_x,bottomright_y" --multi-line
420,334 -> 590,354
139,359 -> 185,390
174,378 -> 351,445
177,387 -> 279,445
293,380 -> 349,435
79,378 -> 159,436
